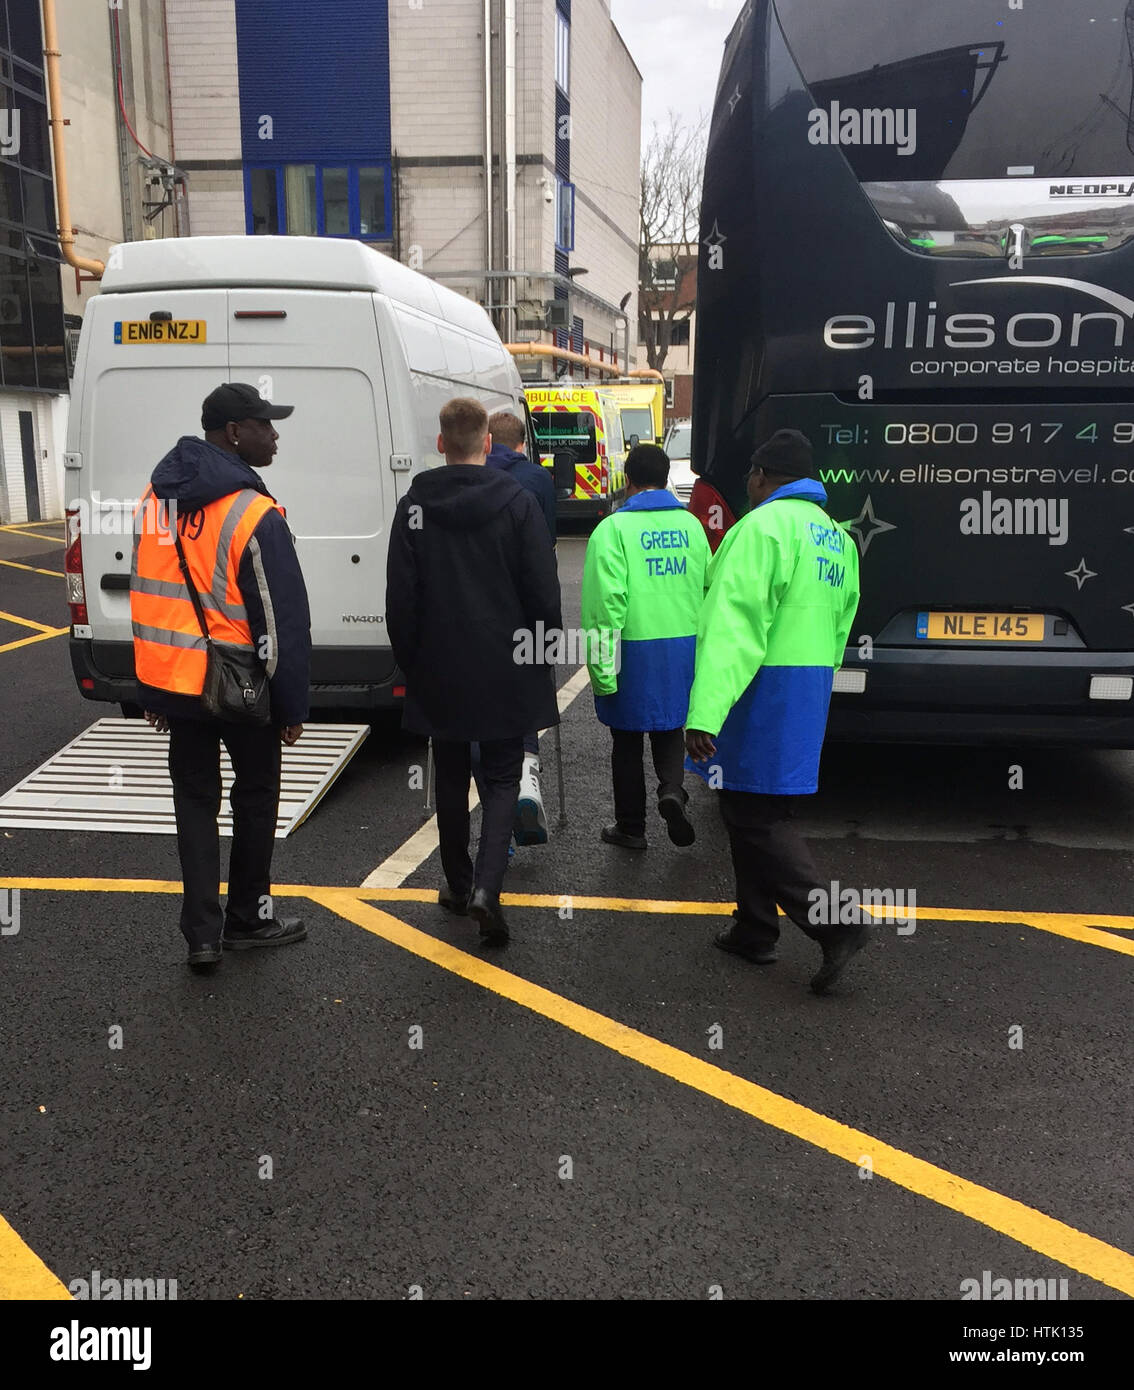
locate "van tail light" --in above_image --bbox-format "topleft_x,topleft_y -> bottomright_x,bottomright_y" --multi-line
64,507 -> 88,626
688,479 -> 736,552
600,450 -> 609,495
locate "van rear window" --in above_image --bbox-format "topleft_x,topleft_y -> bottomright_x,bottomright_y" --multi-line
531,410 -> 597,464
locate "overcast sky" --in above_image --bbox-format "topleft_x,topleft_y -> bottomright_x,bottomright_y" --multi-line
609,0 -> 737,142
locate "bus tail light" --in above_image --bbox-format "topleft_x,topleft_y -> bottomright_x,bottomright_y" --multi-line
64,507 -> 88,627
688,479 -> 736,551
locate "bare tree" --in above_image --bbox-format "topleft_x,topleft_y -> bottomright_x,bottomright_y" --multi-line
639,112 -> 706,373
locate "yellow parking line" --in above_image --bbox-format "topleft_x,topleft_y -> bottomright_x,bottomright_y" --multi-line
0,876 -> 1131,1293
312,888 -> 1134,1298
0,525 -> 65,545
0,1213 -> 71,1299
355,890 -> 1134,956
0,626 -> 69,656
0,559 -> 63,578
0,878 -> 1131,955
0,609 -> 59,634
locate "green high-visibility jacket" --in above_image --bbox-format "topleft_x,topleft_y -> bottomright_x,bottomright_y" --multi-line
581,489 -> 711,730
686,478 -> 860,794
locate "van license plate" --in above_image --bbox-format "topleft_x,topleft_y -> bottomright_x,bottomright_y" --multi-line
114,320 -> 207,344
916,612 -> 1044,641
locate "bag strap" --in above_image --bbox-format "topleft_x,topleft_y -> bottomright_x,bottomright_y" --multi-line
171,522 -> 212,647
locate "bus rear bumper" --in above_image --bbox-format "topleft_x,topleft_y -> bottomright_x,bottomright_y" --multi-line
828,647 -> 1134,747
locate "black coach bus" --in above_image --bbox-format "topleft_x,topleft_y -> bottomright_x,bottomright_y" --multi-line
691,0 -> 1134,743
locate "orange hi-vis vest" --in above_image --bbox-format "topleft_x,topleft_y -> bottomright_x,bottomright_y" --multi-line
130,485 -> 281,695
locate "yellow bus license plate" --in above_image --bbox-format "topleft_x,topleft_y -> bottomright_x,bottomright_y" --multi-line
114,320 -> 207,344
917,612 -> 1044,641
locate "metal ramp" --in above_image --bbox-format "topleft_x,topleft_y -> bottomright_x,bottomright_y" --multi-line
0,719 -> 369,838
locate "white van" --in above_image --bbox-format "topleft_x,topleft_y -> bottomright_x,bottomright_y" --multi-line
64,235 -> 529,713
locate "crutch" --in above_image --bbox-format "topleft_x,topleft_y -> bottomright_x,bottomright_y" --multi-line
424,737 -> 434,813
553,717 -> 567,828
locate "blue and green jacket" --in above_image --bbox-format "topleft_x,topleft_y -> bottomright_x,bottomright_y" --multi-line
685,478 -> 860,794
581,489 -> 711,731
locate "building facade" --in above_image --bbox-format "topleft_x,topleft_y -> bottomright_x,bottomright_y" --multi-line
2,0 -> 176,522
166,0 -> 641,375
12,0 -> 640,519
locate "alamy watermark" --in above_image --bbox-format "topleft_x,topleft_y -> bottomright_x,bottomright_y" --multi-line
513,621 -> 620,672
808,102 -> 916,157
0,108 -> 20,158
808,881 -> 916,933
960,1271 -> 1069,1301
67,1269 -> 177,1300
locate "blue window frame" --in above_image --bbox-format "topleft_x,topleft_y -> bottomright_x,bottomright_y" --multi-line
244,162 -> 393,240
555,9 -> 570,95
555,178 -> 575,252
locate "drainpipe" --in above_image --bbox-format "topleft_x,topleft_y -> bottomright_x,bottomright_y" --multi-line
42,0 -> 104,279
483,0 -> 493,307
503,0 -> 516,342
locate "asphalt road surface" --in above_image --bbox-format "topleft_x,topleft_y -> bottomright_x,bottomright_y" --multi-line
0,519 -> 1131,1303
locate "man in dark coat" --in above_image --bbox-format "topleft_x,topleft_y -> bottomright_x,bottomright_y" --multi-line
486,410 -> 556,542
386,397 -> 562,945
485,410 -> 556,847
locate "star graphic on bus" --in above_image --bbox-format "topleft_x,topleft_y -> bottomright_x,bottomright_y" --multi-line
845,496 -> 896,554
727,85 -> 742,115
702,220 -> 727,250
1122,602 -> 1134,621
1064,559 -> 1097,591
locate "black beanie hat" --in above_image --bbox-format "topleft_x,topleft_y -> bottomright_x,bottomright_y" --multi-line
751,428 -> 813,478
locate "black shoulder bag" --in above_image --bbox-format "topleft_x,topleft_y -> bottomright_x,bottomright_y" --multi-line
173,528 -> 272,725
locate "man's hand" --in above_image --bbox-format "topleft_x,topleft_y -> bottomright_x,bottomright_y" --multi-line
145,711 -> 169,734
685,729 -> 717,762
281,724 -> 304,746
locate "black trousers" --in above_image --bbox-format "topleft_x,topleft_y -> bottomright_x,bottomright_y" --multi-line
718,790 -> 831,951
168,718 -> 281,950
434,737 -> 524,899
610,726 -> 685,836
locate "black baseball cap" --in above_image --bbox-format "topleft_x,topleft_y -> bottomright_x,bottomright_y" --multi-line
201,382 -> 294,431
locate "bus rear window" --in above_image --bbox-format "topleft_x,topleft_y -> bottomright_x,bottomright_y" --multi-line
774,0 -> 1132,182
531,411 -> 597,463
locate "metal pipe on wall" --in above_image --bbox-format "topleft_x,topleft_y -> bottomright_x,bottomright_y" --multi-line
41,0 -> 105,278
483,0 -> 494,305
503,0 -> 517,343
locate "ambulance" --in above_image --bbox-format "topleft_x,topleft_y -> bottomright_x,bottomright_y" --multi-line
524,383 -> 626,520
602,380 -> 665,461
65,235 -> 529,714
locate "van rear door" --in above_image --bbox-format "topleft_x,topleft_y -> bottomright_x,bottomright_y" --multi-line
228,290 -> 396,653
79,288 -> 230,645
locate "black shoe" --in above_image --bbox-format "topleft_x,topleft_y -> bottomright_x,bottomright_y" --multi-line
222,918 -> 307,950
467,888 -> 509,946
439,886 -> 471,915
658,792 -> 695,847
713,929 -> 778,966
187,943 -> 223,971
601,823 -> 647,850
810,923 -> 870,994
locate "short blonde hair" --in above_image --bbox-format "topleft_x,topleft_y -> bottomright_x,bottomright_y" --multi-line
439,397 -> 489,460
